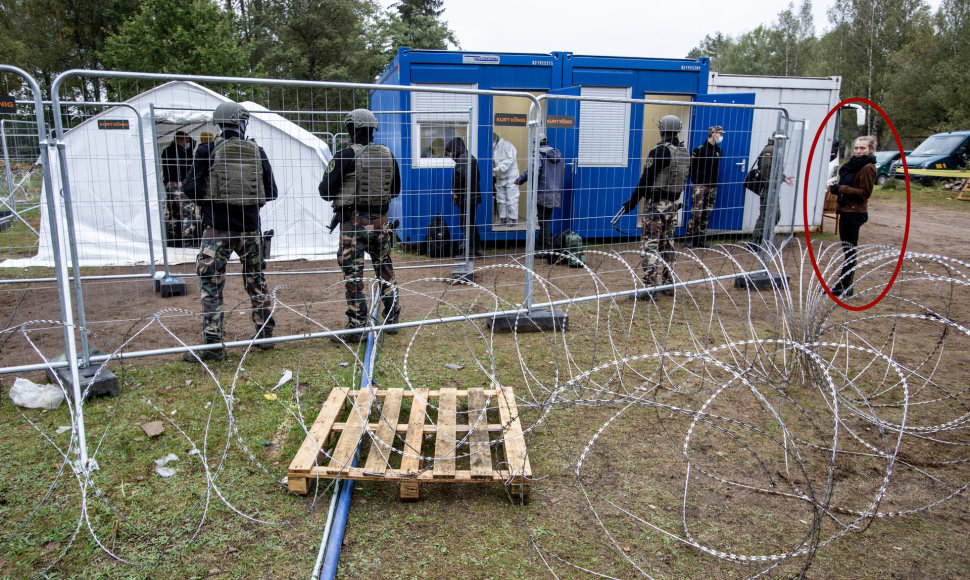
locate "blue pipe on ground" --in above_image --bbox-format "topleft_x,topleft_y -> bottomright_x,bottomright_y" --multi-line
318,310 -> 379,580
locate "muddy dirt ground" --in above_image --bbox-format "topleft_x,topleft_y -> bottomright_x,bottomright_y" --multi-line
0,193 -> 965,373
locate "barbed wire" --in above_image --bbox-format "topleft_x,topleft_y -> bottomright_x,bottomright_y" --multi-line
1,241 -> 968,577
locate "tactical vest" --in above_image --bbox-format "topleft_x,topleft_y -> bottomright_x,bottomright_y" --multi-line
654,142 -> 690,199
335,143 -> 395,208
207,137 -> 266,206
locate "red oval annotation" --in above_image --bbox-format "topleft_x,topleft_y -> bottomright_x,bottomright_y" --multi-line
802,97 -> 911,311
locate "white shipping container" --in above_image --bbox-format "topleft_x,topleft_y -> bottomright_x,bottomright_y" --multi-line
708,73 -> 842,233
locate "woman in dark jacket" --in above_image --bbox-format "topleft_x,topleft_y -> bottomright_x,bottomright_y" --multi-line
827,135 -> 877,297
445,136 -> 484,258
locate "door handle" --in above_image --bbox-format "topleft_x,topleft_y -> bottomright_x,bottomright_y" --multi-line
736,159 -> 747,173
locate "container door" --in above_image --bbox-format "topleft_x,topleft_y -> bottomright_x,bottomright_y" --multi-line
543,86 -> 580,238
638,93 -> 694,235
689,93 -> 755,232
489,92 -> 544,238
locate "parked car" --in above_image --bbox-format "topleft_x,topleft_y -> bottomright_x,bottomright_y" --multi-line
828,149 -> 907,186
892,130 -> 970,183
874,150 -> 904,185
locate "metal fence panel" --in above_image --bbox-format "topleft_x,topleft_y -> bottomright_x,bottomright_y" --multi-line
2,70 -> 793,372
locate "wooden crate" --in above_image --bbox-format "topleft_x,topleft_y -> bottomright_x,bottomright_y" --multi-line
287,386 -> 532,501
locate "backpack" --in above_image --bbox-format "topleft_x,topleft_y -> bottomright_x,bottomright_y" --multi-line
424,215 -> 452,258
743,167 -> 767,196
744,143 -> 774,196
207,137 -> 266,206
550,229 -> 586,267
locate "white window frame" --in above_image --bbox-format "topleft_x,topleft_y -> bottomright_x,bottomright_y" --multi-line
411,83 -> 477,169
578,86 -> 631,167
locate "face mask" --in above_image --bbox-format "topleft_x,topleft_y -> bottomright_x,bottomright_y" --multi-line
715,136 -> 723,145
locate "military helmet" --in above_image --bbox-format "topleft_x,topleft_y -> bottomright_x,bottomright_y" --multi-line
345,108 -> 379,130
657,115 -> 682,133
212,102 -> 250,127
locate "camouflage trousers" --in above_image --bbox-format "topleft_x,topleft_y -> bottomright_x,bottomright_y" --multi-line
686,185 -> 716,237
640,200 -> 679,286
337,213 -> 399,328
165,189 -> 199,244
750,192 -> 781,247
195,227 -> 274,343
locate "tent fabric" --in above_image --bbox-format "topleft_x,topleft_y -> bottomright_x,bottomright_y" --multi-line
2,81 -> 336,268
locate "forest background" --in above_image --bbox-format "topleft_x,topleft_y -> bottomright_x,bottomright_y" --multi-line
0,0 -> 967,149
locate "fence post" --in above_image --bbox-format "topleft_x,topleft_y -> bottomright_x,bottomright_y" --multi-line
784,118 -> 807,247
451,107 -> 475,283
522,114 -> 541,313
0,64 -> 92,472
1,120 -> 15,210
49,86 -> 94,365
761,113 -> 790,256
148,103 -> 171,281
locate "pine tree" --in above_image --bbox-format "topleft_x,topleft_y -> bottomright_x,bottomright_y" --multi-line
384,0 -> 459,54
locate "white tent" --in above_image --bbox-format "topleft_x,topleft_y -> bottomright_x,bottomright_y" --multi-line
2,81 -> 336,268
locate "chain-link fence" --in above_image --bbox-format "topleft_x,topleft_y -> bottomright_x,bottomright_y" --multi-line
1,70 -> 802,376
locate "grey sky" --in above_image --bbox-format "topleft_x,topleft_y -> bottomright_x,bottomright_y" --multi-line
382,0 -> 942,60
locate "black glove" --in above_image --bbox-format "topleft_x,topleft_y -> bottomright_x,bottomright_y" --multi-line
830,184 -> 840,196
620,199 -> 635,214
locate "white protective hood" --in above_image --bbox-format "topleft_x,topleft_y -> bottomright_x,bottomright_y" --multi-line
2,81 -> 335,268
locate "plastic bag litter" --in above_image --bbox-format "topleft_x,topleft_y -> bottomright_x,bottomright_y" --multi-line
272,369 -> 293,391
9,377 -> 64,410
154,453 -> 179,477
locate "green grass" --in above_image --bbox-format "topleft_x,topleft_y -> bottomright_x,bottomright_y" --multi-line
0,206 -> 41,260
2,269 -> 970,578
876,178 -> 969,206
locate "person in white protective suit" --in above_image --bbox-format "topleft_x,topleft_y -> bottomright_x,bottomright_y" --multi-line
492,132 -> 520,226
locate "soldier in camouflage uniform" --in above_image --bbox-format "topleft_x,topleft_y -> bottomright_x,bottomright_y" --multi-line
179,196 -> 201,245
319,108 -> 401,342
181,102 -> 279,361
160,130 -> 199,246
618,115 -> 690,295
686,125 -> 723,249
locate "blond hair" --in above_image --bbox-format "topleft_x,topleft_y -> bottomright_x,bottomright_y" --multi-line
855,135 -> 877,153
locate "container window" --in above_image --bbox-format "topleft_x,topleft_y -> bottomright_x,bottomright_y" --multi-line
412,84 -> 477,168
578,86 -> 631,167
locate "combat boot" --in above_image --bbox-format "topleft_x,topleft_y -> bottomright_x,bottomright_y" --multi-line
380,309 -> 400,335
331,323 -> 366,344
635,277 -> 659,301
250,328 -> 275,351
660,274 -> 676,296
183,339 -> 226,362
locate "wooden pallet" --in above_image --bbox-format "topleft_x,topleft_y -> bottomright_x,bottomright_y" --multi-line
287,386 -> 532,501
